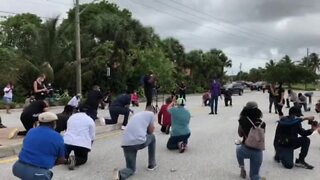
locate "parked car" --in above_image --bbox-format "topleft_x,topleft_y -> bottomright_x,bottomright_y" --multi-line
221,82 -> 244,96
251,81 -> 266,91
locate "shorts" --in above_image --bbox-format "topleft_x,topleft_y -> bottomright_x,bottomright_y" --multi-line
3,97 -> 12,104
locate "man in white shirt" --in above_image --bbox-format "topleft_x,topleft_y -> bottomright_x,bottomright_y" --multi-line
63,105 -> 95,170
67,94 -> 81,110
113,105 -> 157,180
3,82 -> 13,114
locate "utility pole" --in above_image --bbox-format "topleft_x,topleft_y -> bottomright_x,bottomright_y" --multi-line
75,0 -> 82,95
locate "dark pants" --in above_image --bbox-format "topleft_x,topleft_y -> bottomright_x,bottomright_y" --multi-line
275,137 -> 310,169
18,113 -> 37,136
286,98 -> 290,108
299,103 -> 310,112
304,93 -> 313,104
210,96 -> 219,114
203,99 -> 210,106
86,107 -> 97,121
179,92 -> 186,100
224,97 -> 232,106
144,88 -> 153,107
107,106 -> 129,126
65,144 -> 90,166
160,125 -> 170,134
269,97 -> 277,113
167,133 -> 191,150
276,103 -> 284,116
119,134 -> 156,180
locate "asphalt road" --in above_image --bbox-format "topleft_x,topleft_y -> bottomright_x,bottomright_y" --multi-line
1,91 -> 320,180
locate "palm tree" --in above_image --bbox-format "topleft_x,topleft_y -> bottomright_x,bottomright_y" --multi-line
309,53 -> 320,73
265,59 -> 275,69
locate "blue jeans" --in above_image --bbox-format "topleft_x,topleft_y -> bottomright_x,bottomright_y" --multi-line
119,134 -> 156,180
210,96 -> 219,113
236,145 -> 263,180
12,161 -> 53,180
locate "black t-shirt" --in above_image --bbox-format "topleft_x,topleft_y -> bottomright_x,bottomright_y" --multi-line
275,87 -> 284,103
22,101 -> 47,119
110,94 -> 131,107
85,90 -> 103,109
239,116 -> 266,143
55,113 -> 72,133
144,75 -> 154,90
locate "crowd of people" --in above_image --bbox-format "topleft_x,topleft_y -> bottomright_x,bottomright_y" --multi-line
1,74 -> 320,180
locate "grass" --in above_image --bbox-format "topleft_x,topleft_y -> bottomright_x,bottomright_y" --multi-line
288,83 -> 318,91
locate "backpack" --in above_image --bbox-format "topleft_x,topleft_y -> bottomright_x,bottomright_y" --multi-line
244,117 -> 265,150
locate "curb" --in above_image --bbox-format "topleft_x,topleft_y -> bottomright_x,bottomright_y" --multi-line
0,124 -> 121,158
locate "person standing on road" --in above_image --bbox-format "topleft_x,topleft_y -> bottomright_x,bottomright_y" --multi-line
84,85 -> 103,121
8,100 -> 49,138
236,101 -> 266,180
268,83 -> 277,114
273,106 -> 316,169
3,81 -> 14,114
12,112 -> 72,180
209,79 -> 221,115
158,97 -> 172,134
106,91 -> 133,130
143,71 -> 156,107
167,98 -> 191,153
178,82 -> 186,100
298,93 -> 310,112
63,106 -> 95,170
275,82 -> 285,118
33,74 -> 48,101
113,105 -> 157,180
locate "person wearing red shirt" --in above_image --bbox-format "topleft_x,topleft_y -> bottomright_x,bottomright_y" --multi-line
158,97 -> 172,134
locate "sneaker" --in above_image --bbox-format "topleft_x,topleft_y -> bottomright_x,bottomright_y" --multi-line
8,128 -> 19,139
240,168 -> 246,179
112,168 -> 120,180
147,164 -> 158,171
0,124 -> 7,128
165,126 -> 170,134
178,142 -> 187,153
209,112 -> 214,115
68,155 -> 76,170
121,126 -> 126,130
295,159 -> 314,169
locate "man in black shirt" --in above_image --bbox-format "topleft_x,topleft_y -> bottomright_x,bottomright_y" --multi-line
8,100 -> 49,138
143,71 -> 155,107
55,105 -> 74,133
273,106 -> 317,169
84,85 -> 103,121
106,92 -> 133,130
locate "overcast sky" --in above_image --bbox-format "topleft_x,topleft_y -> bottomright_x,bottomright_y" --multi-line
1,0 -> 320,74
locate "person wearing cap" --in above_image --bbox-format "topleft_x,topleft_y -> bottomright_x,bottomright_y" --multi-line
12,112 -> 72,179
273,106 -> 317,169
106,91 -> 133,130
113,105 -> 157,180
68,94 -> 81,111
55,105 -> 74,133
236,101 -> 266,180
8,100 -> 49,139
63,105 -> 95,170
166,97 -> 191,153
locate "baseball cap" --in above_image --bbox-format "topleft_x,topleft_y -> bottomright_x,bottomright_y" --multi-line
176,98 -> 186,106
289,106 -> 303,117
38,112 -> 58,123
245,101 -> 258,109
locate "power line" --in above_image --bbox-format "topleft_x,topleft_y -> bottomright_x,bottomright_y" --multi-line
0,10 -> 64,20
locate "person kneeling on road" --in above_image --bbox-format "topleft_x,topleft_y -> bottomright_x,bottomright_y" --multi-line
106,91 -> 133,130
167,98 -> 191,153
113,105 -> 157,180
273,106 -> 317,169
12,112 -> 73,180
63,105 -> 95,170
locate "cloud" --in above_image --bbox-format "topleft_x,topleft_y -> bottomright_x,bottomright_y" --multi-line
1,0 -> 320,74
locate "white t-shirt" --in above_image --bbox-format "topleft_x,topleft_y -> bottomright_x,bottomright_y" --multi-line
3,87 -> 13,98
122,111 -> 155,146
64,113 -> 95,149
68,96 -> 80,107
